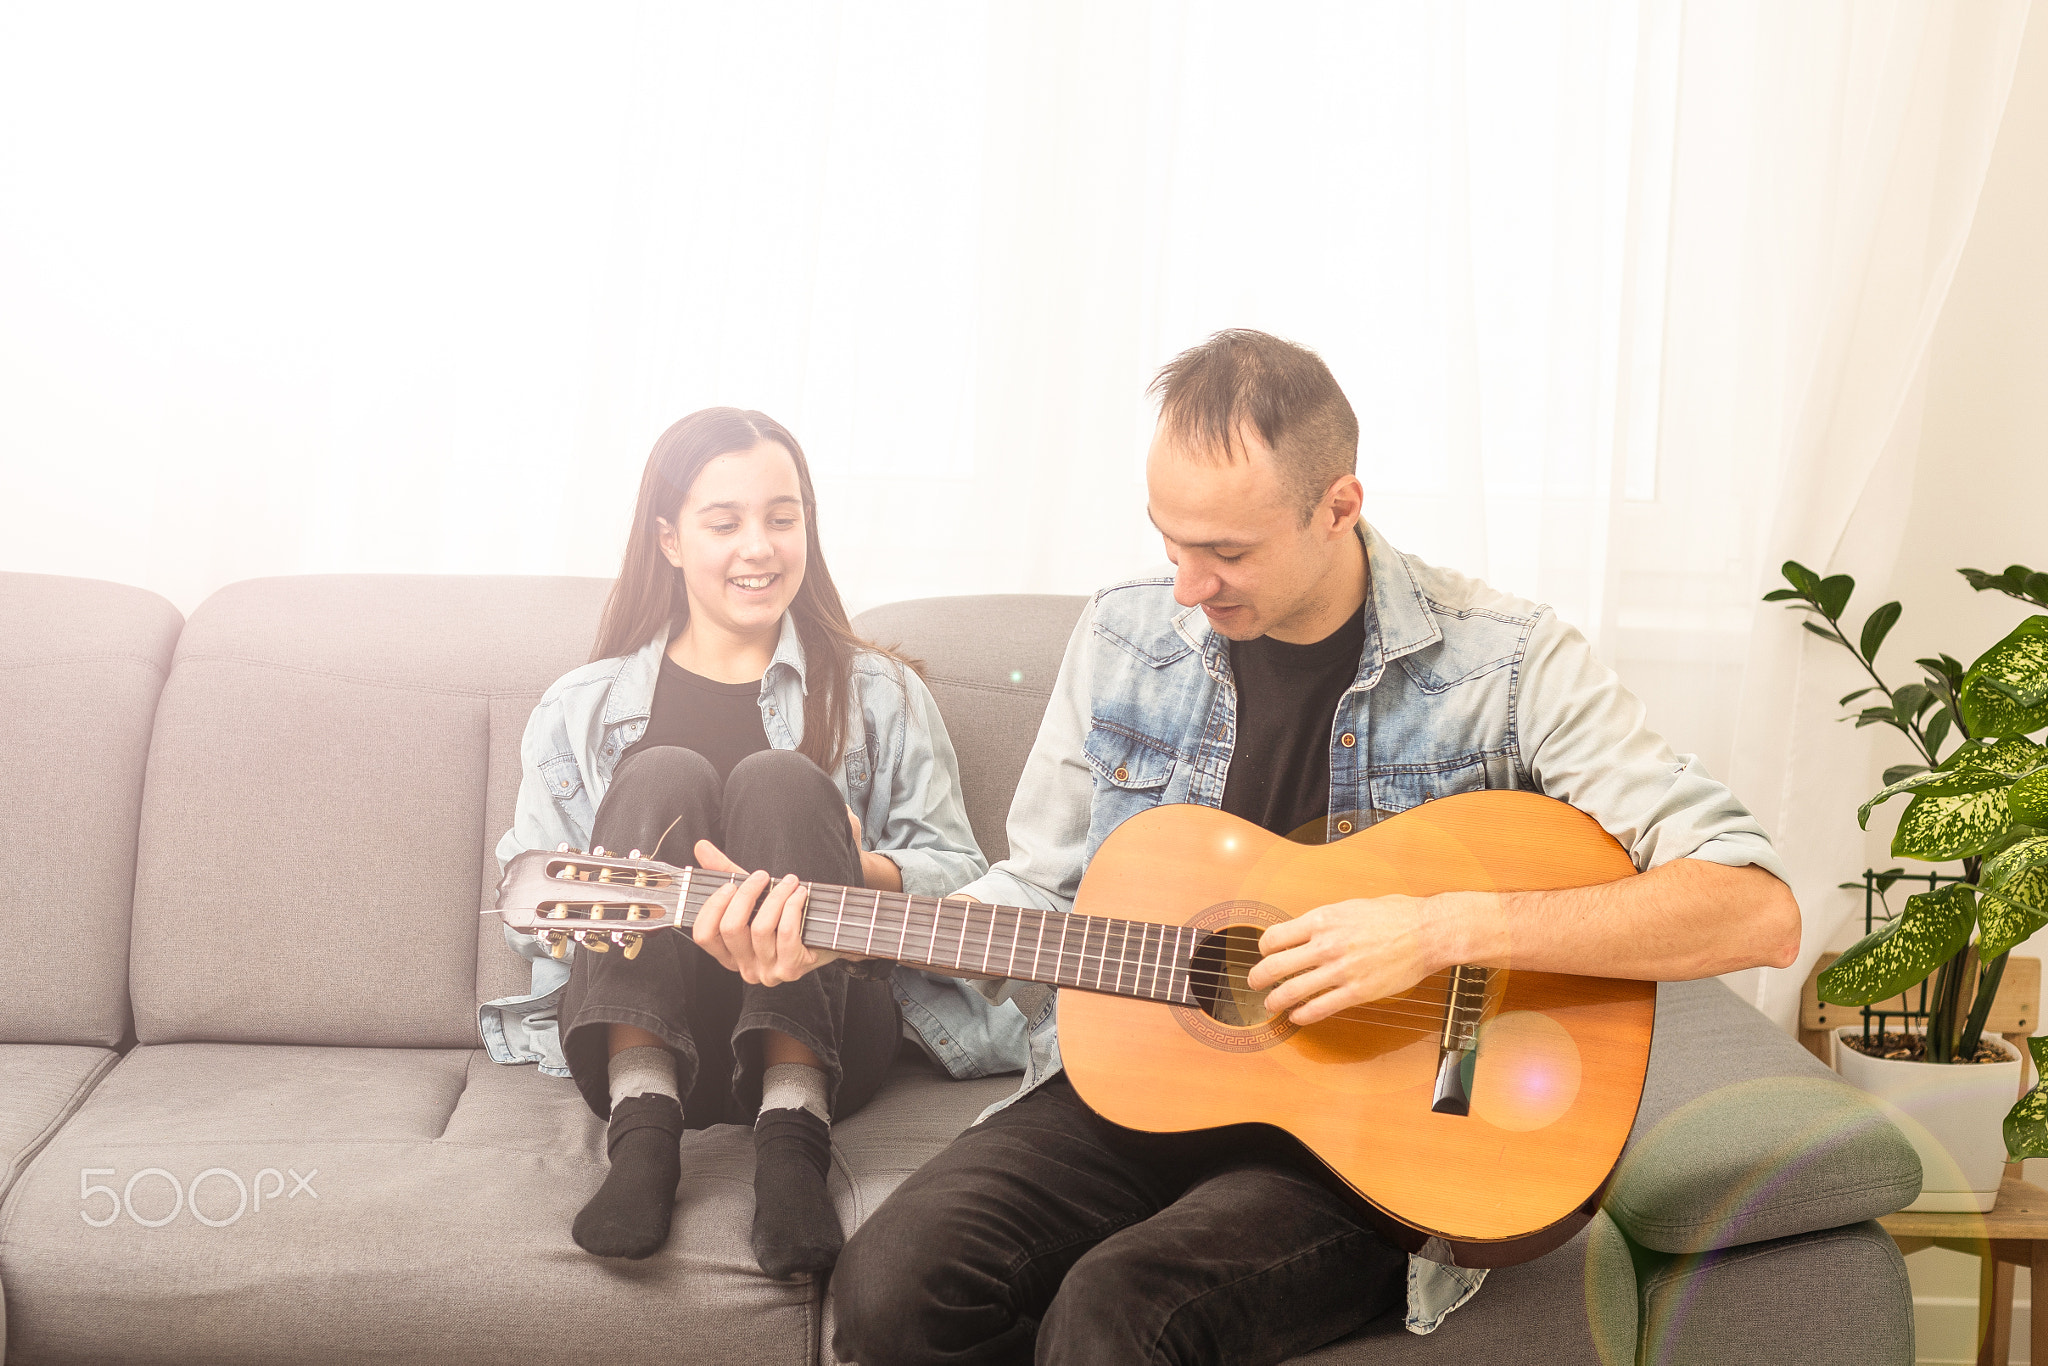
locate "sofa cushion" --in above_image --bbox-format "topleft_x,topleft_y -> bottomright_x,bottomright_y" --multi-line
851,595 -> 1087,864
1,571 -> 182,1046
0,1042 -> 826,1365
1604,979 -> 1922,1253
127,575 -> 610,1048
0,1045 -> 118,1200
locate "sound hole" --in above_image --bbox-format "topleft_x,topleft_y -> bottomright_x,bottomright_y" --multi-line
1188,925 -> 1274,1028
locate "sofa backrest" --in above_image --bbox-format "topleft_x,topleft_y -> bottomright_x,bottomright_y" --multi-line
1,572 -> 183,1047
129,575 -> 611,1047
851,594 -> 1087,865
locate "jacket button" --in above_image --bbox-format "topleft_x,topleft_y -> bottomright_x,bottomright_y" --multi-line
1114,766 -> 1129,782
1340,733 -> 1356,747
1336,819 -> 1354,834
768,706 -> 777,716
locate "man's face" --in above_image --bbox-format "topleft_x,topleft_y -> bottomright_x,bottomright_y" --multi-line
1144,424 -> 1350,643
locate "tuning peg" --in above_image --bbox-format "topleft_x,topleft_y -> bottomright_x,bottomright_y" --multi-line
627,848 -> 642,860
593,846 -> 607,857
580,931 -> 611,953
620,932 -> 644,960
544,930 -> 569,959
557,843 -> 570,852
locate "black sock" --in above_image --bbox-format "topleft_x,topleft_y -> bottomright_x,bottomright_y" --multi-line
750,1107 -> 842,1279
573,1093 -> 684,1259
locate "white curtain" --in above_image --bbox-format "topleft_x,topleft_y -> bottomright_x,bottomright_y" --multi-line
0,2 -> 2030,1018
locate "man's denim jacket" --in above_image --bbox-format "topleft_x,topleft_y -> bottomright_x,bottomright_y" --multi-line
951,522 -> 1791,1334
479,614 -> 1030,1083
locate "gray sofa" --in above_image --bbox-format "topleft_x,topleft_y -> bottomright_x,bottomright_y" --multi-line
1,571 -> 1922,1364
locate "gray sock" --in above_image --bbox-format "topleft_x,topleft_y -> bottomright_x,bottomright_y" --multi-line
757,1062 -> 829,1125
608,1045 -> 679,1112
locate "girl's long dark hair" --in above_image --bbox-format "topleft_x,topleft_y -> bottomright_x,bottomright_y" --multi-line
590,407 -> 906,772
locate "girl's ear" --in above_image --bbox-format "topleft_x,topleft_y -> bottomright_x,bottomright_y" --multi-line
655,516 -> 685,570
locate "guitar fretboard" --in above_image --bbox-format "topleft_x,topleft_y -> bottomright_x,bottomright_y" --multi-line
673,870 -> 1201,1006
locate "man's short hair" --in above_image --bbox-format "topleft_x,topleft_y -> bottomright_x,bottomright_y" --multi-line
1148,329 -> 1359,522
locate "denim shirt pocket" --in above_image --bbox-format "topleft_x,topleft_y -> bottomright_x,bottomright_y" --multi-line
539,753 -> 584,806
843,741 -> 874,795
1083,722 -> 1177,853
1368,753 -> 1491,817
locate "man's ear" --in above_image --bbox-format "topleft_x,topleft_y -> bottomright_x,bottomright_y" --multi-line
1322,474 -> 1365,539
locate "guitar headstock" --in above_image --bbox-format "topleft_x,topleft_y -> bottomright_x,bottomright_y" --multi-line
492,847 -> 690,959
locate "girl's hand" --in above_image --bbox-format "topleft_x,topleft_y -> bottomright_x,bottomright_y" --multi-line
690,837 -> 839,987
846,805 -> 903,892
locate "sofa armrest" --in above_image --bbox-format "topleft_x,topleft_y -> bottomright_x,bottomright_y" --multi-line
1601,980 -> 1922,1255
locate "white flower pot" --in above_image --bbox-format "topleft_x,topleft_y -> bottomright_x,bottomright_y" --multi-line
1833,1028 -> 2023,1212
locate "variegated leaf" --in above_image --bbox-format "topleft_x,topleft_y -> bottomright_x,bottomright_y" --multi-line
1858,765 -> 2014,829
1960,616 -> 2048,738
1979,889 -> 2048,960
2006,1036 -> 2048,1162
1894,787 -> 2021,861
1817,884 -> 1975,1006
1949,737 -> 2046,774
1978,838 -> 2048,957
2011,767 -> 2048,826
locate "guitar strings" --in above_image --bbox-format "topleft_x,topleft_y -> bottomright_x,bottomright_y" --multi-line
539,873 -> 1490,1037
554,874 -> 1489,1025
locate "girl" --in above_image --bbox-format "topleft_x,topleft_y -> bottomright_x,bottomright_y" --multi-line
481,408 -> 1021,1275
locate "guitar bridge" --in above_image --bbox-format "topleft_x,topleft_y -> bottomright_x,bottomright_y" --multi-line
1431,965 -> 1490,1116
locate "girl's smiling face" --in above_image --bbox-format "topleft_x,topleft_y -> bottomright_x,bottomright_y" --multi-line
657,440 -> 808,642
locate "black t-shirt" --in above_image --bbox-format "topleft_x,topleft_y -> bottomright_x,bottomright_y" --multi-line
1220,606 -> 1366,843
619,653 -> 771,782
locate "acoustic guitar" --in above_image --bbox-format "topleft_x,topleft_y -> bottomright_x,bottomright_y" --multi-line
492,789 -> 1653,1267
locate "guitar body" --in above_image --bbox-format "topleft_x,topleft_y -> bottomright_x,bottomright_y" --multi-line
1057,792 -> 1652,1267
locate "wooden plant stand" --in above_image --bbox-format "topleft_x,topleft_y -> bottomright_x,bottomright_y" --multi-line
1883,1173 -> 2048,1366
1801,954 -> 2043,1363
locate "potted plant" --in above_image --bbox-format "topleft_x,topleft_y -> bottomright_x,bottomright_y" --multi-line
1765,560 -> 2048,1209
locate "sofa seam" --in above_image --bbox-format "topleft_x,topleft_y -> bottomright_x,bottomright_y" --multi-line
0,1049 -> 123,1239
168,653 -> 541,700
1639,1220 -> 1893,1296
0,652 -> 170,678
922,675 -> 1054,700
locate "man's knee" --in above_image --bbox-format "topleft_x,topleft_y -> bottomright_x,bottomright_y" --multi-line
831,1213 -> 943,1365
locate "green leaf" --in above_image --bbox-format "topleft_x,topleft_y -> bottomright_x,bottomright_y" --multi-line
2028,572 -> 2048,605
1883,763 -> 1930,785
1817,884 -> 1976,1005
1817,574 -> 1854,621
1925,707 -> 1954,757
1859,601 -> 1901,660
1859,765 -> 2015,830
1891,683 -> 1933,724
1803,621 -> 1843,645
2005,1036 -> 2048,1162
1960,616 -> 2048,738
1842,687 -> 1883,706
1980,873 -> 2048,958
1872,867 -> 1910,894
1783,561 -> 1822,597
1762,588 -> 1804,603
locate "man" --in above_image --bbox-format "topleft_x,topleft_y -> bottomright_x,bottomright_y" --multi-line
831,330 -> 1801,1364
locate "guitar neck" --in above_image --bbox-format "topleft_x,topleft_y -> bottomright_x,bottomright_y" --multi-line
677,869 -> 1200,1006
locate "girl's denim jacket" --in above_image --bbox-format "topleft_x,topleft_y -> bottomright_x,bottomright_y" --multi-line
952,522 -> 1791,1333
478,614 -> 1030,1083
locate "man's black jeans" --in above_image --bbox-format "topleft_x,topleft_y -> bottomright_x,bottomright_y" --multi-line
832,1071 -> 1408,1365
557,744 -> 900,1125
